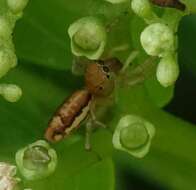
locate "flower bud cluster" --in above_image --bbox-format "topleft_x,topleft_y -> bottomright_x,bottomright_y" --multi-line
67,1 -> 157,158
0,0 -> 29,102
131,0 -> 180,87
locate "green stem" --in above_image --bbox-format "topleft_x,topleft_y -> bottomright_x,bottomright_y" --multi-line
120,57 -> 157,87
121,50 -> 139,73
162,9 -> 184,32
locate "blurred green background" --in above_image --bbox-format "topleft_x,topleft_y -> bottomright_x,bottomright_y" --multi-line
0,0 -> 196,189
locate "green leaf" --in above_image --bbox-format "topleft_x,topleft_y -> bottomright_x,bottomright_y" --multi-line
13,0 -> 132,71
144,76 -> 174,107
13,0 -> 91,70
0,62 -> 114,190
1,0 -> 196,189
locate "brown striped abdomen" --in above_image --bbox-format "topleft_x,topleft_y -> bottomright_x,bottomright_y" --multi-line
45,89 -> 91,142
150,0 -> 185,10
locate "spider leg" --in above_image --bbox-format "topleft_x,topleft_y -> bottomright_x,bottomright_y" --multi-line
84,99 -> 107,150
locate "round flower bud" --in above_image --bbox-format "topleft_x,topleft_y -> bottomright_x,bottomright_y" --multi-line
120,123 -> 149,150
0,84 -> 22,102
68,16 -> 107,60
0,50 -> 17,78
7,0 -> 29,14
156,54 -> 179,87
104,0 -> 128,3
140,23 -> 175,57
15,140 -> 57,181
112,115 -> 155,158
131,0 -> 158,22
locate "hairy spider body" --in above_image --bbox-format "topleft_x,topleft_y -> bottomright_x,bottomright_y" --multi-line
45,58 -> 121,144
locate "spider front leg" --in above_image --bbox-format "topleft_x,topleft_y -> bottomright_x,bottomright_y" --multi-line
84,99 -> 107,151
85,121 -> 93,151
85,118 -> 106,151
120,50 -> 139,73
89,98 -> 107,128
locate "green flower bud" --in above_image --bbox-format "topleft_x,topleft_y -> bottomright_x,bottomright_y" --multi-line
7,0 -> 29,14
68,16 -> 107,60
156,54 -> 179,87
131,0 -> 158,23
120,123 -> 149,149
0,84 -> 22,102
0,0 -> 28,103
131,0 -> 151,17
15,140 -> 57,181
0,50 -> 17,78
104,0 -> 128,4
140,23 -> 175,57
0,17 -> 11,40
113,115 -> 155,158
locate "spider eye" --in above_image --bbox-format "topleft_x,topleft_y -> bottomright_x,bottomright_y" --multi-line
102,66 -> 110,73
